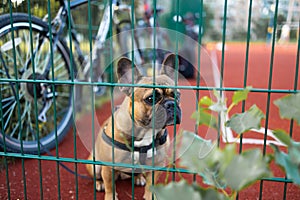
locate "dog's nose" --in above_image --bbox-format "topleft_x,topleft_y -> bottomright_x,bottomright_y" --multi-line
163,100 -> 181,124
164,101 -> 176,110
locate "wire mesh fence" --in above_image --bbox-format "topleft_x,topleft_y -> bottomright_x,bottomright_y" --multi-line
0,0 -> 299,199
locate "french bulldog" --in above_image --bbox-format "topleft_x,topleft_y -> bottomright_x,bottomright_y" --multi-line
86,53 -> 182,200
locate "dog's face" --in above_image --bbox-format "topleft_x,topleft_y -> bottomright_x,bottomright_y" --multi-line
117,54 -> 182,129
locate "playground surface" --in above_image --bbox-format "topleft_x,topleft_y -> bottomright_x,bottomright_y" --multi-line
1,43 -> 300,199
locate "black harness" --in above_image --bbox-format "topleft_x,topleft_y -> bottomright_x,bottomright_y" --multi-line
102,128 -> 168,165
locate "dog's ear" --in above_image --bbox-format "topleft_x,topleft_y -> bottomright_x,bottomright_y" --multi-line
160,53 -> 178,80
117,57 -> 142,95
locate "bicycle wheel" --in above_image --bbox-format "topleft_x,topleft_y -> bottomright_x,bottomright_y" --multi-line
0,13 -> 75,154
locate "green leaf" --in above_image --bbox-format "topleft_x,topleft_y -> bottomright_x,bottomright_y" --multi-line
218,144 -> 237,173
192,184 -> 229,200
225,105 -> 265,134
209,101 -> 227,113
179,132 -> 272,192
223,149 -> 272,191
209,90 -> 227,112
232,86 -> 252,106
151,181 -> 230,200
179,131 -> 226,189
289,141 -> 300,165
272,129 -> 292,146
151,180 -> 202,200
179,131 -> 215,173
200,167 -> 226,189
274,93 -> 300,125
199,96 -> 214,107
271,144 -> 300,185
191,109 -> 218,129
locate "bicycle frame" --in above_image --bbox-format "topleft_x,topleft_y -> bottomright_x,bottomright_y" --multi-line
53,0 -> 138,80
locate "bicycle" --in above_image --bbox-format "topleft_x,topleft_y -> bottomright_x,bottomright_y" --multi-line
0,0 -> 144,154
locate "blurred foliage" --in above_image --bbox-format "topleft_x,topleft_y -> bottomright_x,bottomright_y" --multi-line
274,93 -> 300,125
252,17 -> 269,40
152,133 -> 272,199
152,88 -> 300,200
272,94 -> 300,185
0,0 -> 60,18
271,130 -> 300,185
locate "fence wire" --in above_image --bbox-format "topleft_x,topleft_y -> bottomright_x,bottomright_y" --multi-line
0,0 -> 299,199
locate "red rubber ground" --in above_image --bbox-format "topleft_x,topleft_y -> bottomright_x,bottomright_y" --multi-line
0,43 -> 299,199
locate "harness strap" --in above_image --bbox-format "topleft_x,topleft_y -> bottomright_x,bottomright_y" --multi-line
102,128 -> 168,165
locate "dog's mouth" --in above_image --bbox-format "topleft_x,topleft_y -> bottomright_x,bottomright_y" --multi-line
163,100 -> 181,126
165,106 -> 181,126
137,102 -> 181,129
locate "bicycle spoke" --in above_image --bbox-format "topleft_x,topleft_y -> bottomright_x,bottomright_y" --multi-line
3,101 -> 17,131
1,33 -> 28,77
28,125 -> 37,141
15,45 -> 25,69
1,85 -> 12,92
2,97 -> 15,109
52,55 -> 64,74
11,36 -> 26,69
3,104 -> 15,118
37,51 -> 50,72
0,51 -> 14,65
22,101 -> 33,141
21,100 -> 31,123
0,14 -> 73,152
0,68 -> 6,75
2,90 -> 24,101
2,95 -> 15,103
23,29 -> 31,63
35,37 -> 50,72
26,103 -> 34,140
55,71 -> 69,79
9,119 -> 20,139
19,102 -> 28,121
8,100 -> 28,139
34,35 -> 43,67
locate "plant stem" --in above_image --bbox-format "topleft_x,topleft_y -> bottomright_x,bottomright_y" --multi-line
227,103 -> 235,114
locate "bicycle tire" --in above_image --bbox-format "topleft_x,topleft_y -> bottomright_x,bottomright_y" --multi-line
0,13 -> 75,154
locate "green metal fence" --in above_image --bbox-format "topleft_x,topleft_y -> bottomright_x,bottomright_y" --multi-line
0,0 -> 300,199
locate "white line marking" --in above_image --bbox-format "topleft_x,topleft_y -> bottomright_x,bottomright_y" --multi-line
210,48 -> 285,146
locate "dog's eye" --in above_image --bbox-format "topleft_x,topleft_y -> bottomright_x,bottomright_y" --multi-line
144,90 -> 162,105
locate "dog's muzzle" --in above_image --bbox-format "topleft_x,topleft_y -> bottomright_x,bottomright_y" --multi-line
163,100 -> 182,126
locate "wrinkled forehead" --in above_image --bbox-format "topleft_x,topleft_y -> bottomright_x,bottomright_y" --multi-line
138,75 -> 175,86
132,75 -> 179,98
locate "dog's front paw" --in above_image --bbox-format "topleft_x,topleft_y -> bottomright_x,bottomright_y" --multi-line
95,180 -> 105,192
135,174 -> 146,186
104,193 -> 118,200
